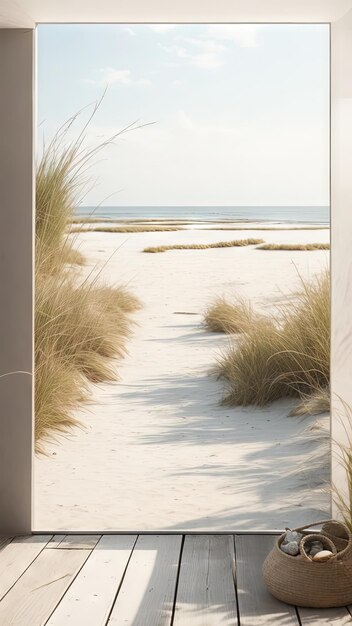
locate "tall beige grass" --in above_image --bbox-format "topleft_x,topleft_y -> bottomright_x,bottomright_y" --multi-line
70,225 -> 183,233
215,272 -> 330,408
204,298 -> 256,334
71,217 -> 190,225
289,387 -> 330,417
331,400 -> 352,531
205,226 -> 329,231
143,238 -> 264,253
35,113 -> 141,448
257,243 -> 330,251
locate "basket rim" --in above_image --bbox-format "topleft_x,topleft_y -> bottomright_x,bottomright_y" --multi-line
274,533 -> 337,564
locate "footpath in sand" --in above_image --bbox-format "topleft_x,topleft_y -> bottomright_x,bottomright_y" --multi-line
35,223 -> 330,530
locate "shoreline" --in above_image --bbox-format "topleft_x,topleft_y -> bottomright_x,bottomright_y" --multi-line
74,205 -> 330,225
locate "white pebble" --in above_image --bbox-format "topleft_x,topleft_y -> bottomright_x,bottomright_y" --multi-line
312,550 -> 334,562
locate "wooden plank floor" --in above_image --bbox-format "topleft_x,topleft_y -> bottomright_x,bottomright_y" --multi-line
0,534 -> 351,625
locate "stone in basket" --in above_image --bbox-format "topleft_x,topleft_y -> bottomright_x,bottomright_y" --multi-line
262,519 -> 352,608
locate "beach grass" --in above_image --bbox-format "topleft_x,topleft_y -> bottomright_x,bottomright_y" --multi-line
204,226 -> 329,231
215,271 -> 330,408
71,217 -> 194,225
204,298 -> 257,334
143,238 -> 264,253
257,243 -> 330,251
289,387 -> 330,416
71,217 -> 118,224
65,247 -> 86,266
70,225 -> 183,233
35,119 -> 141,448
332,400 -> 352,531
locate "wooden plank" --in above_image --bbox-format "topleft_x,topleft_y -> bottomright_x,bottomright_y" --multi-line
235,535 -> 299,626
0,546 -> 89,625
0,535 -> 52,600
46,536 -> 66,549
47,535 -> 136,626
56,535 -> 101,550
109,534 -> 182,626
173,535 -> 238,626
299,607 -> 352,624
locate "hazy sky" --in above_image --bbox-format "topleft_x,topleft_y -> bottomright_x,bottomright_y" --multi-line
38,24 -> 329,207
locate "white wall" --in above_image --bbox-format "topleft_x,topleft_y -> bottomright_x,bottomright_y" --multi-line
1,0 -> 352,27
331,9 -> 352,514
0,8 -> 351,532
0,29 -> 34,534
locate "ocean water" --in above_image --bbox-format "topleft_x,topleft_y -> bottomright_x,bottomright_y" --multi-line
76,205 -> 330,224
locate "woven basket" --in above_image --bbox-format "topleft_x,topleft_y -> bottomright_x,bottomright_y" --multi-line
262,519 -> 352,608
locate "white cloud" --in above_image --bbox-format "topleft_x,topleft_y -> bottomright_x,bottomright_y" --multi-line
85,67 -> 152,87
101,68 -> 132,85
191,52 -> 224,69
123,26 -> 136,36
159,38 -> 226,69
148,24 -> 176,33
176,110 -> 241,136
206,24 -> 259,48
182,37 -> 226,53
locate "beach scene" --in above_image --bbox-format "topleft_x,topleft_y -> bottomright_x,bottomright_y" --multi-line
34,23 -> 333,531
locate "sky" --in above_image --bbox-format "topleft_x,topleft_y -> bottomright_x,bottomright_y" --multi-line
37,24 -> 330,207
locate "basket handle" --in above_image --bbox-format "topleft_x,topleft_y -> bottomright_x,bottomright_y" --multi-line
288,519 -> 338,533
289,519 -> 352,562
299,533 -> 338,562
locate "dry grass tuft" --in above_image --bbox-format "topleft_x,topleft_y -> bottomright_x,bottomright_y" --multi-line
143,238 -> 264,253
204,226 -> 330,231
290,387 -> 330,417
332,400 -> 352,531
92,285 -> 142,314
70,225 -> 182,234
204,298 -> 256,334
70,218 -> 193,226
215,271 -> 330,407
257,243 -> 330,251
36,275 -> 136,386
64,246 -> 86,266
35,352 -> 87,449
35,114 -> 141,448
71,217 -> 117,224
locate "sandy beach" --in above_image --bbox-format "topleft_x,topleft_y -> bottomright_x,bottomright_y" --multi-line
34,222 -> 330,531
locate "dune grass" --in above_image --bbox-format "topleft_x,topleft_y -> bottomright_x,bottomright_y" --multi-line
204,298 -> 257,334
214,271 -> 330,408
70,225 -> 183,234
331,400 -> 352,531
204,226 -> 329,231
71,218 -> 194,225
334,451 -> 352,532
35,116 -> 141,448
65,247 -> 86,266
257,243 -> 330,251
289,387 -> 330,416
143,238 -> 264,253
71,217 -> 117,224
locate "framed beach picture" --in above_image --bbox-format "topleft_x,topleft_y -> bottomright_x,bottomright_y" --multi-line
32,22 -> 333,532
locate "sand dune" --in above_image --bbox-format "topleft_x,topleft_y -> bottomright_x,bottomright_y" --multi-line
35,223 -> 330,531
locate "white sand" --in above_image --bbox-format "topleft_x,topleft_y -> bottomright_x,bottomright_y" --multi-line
35,223 -> 330,531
